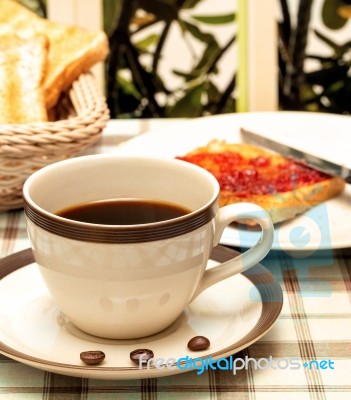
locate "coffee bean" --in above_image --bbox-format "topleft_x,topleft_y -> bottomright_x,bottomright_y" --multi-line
187,336 -> 210,351
80,350 -> 105,365
130,348 -> 154,365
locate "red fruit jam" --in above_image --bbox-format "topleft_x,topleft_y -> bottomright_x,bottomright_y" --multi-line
177,152 -> 330,197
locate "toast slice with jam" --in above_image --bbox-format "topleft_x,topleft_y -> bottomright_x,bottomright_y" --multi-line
177,140 -> 345,224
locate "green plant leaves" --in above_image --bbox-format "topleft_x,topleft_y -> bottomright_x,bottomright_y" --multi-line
117,75 -> 141,100
134,34 -> 160,51
103,0 -> 122,34
106,0 -> 236,118
322,0 -> 348,30
190,13 -> 236,25
176,20 -> 222,80
179,19 -> 216,43
167,84 -> 205,117
278,0 -> 351,113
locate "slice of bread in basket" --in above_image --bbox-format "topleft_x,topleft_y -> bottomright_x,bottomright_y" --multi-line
0,0 -> 109,110
177,140 -> 345,225
0,32 -> 48,124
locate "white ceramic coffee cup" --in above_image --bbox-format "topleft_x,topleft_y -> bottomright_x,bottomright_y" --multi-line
23,155 -> 274,339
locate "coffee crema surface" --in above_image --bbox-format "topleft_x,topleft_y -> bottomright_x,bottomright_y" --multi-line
56,198 -> 191,225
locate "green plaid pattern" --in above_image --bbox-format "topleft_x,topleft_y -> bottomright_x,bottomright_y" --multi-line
1,121 -> 350,399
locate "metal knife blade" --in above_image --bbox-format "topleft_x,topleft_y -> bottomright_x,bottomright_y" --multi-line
240,128 -> 351,184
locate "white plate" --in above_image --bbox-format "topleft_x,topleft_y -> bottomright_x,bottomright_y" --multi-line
114,112 -> 351,250
0,247 -> 282,380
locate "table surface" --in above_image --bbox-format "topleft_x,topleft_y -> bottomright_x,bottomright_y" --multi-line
0,119 -> 350,399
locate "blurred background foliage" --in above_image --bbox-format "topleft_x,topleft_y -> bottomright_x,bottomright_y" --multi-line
279,0 -> 351,114
20,0 -> 351,116
103,0 -> 236,118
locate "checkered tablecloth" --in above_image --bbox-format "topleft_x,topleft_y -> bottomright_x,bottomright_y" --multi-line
0,119 -> 350,399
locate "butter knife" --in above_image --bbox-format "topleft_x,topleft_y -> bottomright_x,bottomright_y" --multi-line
240,128 -> 351,184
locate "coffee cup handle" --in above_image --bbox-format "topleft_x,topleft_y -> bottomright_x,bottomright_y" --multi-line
190,203 -> 274,302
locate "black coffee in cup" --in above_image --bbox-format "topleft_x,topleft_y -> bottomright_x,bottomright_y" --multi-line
56,198 -> 190,225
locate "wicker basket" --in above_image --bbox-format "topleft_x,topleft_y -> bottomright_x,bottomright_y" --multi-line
0,73 -> 110,212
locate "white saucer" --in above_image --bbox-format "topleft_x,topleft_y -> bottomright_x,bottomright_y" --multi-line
0,247 -> 283,380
